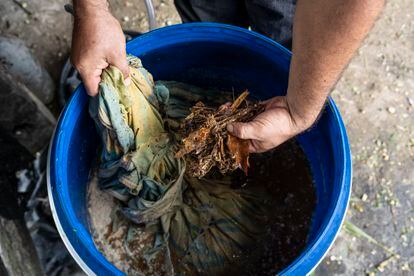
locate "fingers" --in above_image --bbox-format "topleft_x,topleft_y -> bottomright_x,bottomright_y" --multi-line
226,96 -> 304,153
227,122 -> 274,153
75,50 -> 130,96
80,68 -> 103,96
77,55 -> 129,96
227,121 -> 262,140
109,53 -> 131,86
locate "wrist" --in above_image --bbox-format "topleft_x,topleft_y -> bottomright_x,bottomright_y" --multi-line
285,94 -> 322,131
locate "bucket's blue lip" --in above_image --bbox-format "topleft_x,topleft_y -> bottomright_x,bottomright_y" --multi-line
47,87 -> 95,275
47,113 -> 97,276
285,99 -> 352,275
125,22 -> 292,58
47,22 -> 352,276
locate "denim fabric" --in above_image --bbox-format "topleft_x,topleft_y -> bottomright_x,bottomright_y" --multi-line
174,0 -> 296,49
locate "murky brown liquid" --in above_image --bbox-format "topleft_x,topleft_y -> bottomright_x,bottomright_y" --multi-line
232,139 -> 317,275
89,139 -> 316,276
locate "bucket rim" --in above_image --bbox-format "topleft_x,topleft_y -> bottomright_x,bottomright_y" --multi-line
47,22 -> 352,276
47,117 -> 96,275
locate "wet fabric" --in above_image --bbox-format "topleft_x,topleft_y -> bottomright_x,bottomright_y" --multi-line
89,55 -> 274,274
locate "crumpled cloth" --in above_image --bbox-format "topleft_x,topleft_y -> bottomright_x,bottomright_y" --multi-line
90,55 -> 274,275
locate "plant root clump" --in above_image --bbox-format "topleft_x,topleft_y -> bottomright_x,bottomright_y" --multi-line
176,91 -> 264,178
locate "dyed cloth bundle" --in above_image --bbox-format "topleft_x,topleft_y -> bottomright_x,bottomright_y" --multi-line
89,55 -> 274,274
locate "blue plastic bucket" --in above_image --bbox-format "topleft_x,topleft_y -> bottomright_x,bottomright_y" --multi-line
48,23 -> 352,275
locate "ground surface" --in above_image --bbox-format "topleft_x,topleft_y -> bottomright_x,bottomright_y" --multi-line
0,0 -> 413,275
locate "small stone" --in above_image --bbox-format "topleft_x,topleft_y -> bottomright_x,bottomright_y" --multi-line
387,107 -> 396,113
401,263 -> 411,271
24,19 -> 30,24
361,193 -> 368,201
123,16 -> 130,22
22,2 -> 28,8
352,202 -> 364,212
408,97 -> 414,106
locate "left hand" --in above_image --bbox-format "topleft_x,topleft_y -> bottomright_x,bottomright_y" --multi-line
71,5 -> 130,96
226,96 -> 314,153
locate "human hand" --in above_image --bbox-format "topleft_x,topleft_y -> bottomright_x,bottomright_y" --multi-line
71,4 -> 130,96
226,96 -> 315,153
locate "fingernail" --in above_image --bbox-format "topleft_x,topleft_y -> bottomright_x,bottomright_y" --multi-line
227,124 -> 234,133
124,77 -> 131,86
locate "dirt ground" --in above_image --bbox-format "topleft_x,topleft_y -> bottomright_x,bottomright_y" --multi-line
0,0 -> 413,275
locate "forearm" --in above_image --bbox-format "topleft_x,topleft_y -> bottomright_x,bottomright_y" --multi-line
287,0 -> 384,127
73,0 -> 109,16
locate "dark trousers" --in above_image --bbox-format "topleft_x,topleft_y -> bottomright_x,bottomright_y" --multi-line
174,0 -> 296,49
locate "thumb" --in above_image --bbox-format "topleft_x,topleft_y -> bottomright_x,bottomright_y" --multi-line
227,121 -> 260,140
110,56 -> 131,86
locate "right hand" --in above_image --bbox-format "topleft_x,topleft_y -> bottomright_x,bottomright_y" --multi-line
71,5 -> 130,96
227,96 -> 313,153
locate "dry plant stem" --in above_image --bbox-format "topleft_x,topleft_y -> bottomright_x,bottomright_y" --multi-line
176,91 -> 264,178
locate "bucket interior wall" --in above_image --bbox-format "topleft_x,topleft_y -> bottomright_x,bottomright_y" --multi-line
50,23 -> 350,275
